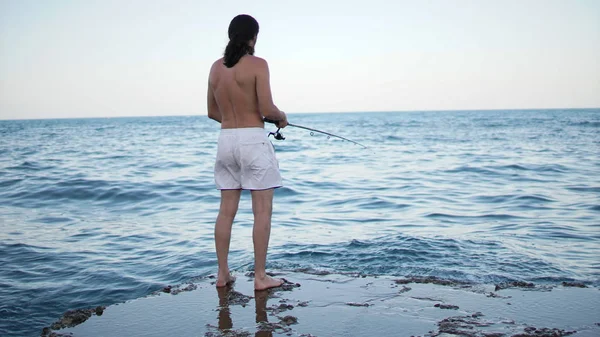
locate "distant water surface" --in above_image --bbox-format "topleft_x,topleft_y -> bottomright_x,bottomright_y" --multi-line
1,109 -> 599,336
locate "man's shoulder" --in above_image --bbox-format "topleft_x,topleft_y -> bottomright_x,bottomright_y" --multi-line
245,55 -> 268,67
211,58 -> 224,69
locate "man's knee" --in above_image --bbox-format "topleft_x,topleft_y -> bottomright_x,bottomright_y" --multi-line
219,204 -> 238,218
251,190 -> 274,214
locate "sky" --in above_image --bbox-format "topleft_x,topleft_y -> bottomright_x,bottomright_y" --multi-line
0,0 -> 599,120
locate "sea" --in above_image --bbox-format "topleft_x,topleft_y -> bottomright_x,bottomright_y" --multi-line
1,109 -> 599,336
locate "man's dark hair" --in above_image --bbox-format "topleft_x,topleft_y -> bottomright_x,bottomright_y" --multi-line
223,14 -> 259,68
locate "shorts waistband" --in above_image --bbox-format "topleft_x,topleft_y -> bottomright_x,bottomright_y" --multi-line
219,127 -> 266,135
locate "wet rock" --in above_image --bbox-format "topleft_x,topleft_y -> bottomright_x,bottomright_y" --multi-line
297,301 -> 309,307
94,306 -> 105,316
279,315 -> 298,325
495,281 -> 535,291
274,279 -> 301,292
257,321 -> 293,334
49,309 -> 95,330
41,306 -> 105,335
398,286 -> 412,294
411,296 -> 442,302
434,314 -> 494,336
162,285 -> 172,293
510,327 -> 576,336
561,281 -> 587,288
292,268 -> 331,276
433,313 -> 576,337
257,321 -> 280,332
226,290 -> 253,307
278,303 -> 294,311
434,303 -> 459,310
246,271 -> 285,277
171,283 -> 198,295
437,318 -> 479,337
346,302 -> 371,307
487,292 -> 511,299
268,303 -> 295,315
204,328 -> 252,337
395,276 -> 471,286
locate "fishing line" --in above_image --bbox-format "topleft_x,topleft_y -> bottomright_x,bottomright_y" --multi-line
264,118 -> 367,148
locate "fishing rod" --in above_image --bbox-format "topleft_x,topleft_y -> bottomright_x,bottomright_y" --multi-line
264,118 -> 367,148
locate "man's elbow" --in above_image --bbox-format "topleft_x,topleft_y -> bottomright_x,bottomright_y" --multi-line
207,110 -> 221,122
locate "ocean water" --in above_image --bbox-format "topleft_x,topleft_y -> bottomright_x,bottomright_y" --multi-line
1,109 -> 599,336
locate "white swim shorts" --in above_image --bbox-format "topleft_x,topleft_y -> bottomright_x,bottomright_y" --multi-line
214,127 -> 283,190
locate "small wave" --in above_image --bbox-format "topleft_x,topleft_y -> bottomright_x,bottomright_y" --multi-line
385,135 -> 404,142
445,166 -> 498,175
513,195 -> 555,202
276,186 -> 301,197
32,216 -> 74,224
102,154 -> 134,160
589,205 -> 600,212
6,161 -> 48,171
425,212 -> 523,220
566,186 -> 600,193
569,121 -> 600,127
5,179 -> 172,206
354,197 -> 408,210
494,164 -> 568,173
0,178 -> 23,189
140,162 -> 191,169
0,242 -> 51,252
95,126 -> 116,131
473,194 -> 554,204
532,229 -> 594,241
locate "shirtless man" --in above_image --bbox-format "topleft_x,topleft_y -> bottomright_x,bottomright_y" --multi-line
207,14 -> 288,291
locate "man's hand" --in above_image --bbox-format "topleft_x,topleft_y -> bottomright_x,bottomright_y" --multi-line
276,112 -> 288,128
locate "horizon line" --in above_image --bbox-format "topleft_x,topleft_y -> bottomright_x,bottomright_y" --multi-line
1,107 -> 598,121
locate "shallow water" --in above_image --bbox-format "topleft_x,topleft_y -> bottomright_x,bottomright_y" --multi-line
1,109 -> 599,336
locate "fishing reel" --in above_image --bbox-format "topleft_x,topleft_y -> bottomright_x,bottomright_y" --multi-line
268,128 -> 285,140
264,118 -> 286,140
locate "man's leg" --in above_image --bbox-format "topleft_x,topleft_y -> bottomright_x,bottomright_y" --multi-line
215,189 -> 242,287
251,188 -> 284,290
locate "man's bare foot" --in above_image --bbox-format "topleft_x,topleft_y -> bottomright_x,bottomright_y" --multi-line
216,273 -> 236,287
254,275 -> 284,291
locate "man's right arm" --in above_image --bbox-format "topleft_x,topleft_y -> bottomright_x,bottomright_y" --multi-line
255,58 -> 287,127
207,62 -> 221,123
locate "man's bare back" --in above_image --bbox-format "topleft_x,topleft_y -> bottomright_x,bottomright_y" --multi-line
207,55 -> 287,128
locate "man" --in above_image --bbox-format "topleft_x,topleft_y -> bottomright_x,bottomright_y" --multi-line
207,14 -> 288,291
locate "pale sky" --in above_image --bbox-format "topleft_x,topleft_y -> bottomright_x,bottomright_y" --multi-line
0,0 -> 599,120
